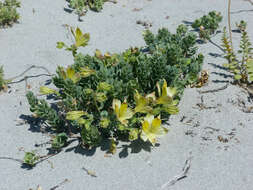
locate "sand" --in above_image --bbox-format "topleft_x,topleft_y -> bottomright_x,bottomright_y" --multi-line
0,0 -> 253,189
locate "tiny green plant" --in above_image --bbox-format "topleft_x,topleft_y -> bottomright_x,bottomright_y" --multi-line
57,27 -> 90,57
23,151 -> 39,167
222,23 -> 253,84
26,25 -> 204,154
0,0 -> 20,27
192,11 -> 222,41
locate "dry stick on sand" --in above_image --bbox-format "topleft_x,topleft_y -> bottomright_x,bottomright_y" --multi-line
161,152 -> 193,189
49,179 -> 70,190
6,65 -> 52,83
4,65 -> 52,93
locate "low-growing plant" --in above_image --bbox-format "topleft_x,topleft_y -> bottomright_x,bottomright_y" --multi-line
0,0 -> 20,27
192,11 -> 222,41
68,0 -> 115,17
222,24 -> 253,84
23,151 -> 39,167
26,25 -> 204,152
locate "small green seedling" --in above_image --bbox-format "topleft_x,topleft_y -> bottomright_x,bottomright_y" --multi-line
23,151 -> 39,167
57,27 -> 90,57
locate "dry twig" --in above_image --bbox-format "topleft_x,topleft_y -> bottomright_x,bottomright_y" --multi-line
161,152 -> 193,189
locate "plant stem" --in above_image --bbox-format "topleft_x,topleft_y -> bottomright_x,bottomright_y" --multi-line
228,0 -> 233,49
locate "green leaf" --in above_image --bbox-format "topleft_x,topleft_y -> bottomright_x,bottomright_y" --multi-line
39,86 -> 57,95
23,151 -> 39,167
75,27 -> 90,47
234,74 -> 242,80
66,111 -> 87,120
129,128 -> 139,141
51,133 -> 68,150
56,42 -> 65,49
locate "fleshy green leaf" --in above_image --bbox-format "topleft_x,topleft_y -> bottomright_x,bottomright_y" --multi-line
66,111 -> 87,120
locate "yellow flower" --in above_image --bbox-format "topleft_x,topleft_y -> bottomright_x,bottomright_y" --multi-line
60,66 -> 80,83
112,99 -> 134,126
157,79 -> 177,105
141,115 -> 168,145
134,90 -> 152,113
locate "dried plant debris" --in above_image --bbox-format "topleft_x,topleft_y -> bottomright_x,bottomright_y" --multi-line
82,167 -> 97,177
217,135 -> 229,143
161,152 -> 193,189
191,70 -> 209,88
29,179 -> 70,190
136,20 -> 152,29
50,179 -> 70,190
132,8 -> 142,12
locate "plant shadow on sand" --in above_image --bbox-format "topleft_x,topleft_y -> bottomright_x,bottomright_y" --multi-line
208,62 -> 232,83
18,113 -> 155,163
64,138 -> 154,158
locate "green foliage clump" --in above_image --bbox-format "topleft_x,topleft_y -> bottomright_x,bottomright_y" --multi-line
222,24 -> 253,84
23,151 -> 39,167
68,0 -> 108,16
0,66 -> 7,91
0,0 -> 20,27
26,25 -> 203,151
192,11 -> 222,41
51,133 -> 68,150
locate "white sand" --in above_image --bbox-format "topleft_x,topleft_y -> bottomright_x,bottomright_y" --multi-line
0,0 -> 253,189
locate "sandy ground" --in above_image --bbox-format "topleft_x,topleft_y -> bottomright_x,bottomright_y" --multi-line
0,0 -> 253,189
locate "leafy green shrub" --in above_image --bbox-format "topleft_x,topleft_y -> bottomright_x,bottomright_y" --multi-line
192,11 -> 222,41
26,25 -> 203,151
0,0 -> 20,27
222,23 -> 253,84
